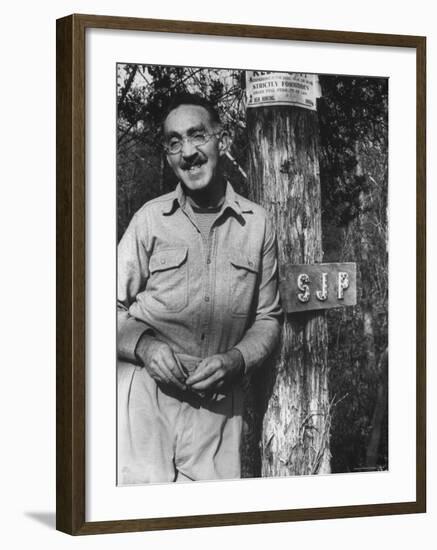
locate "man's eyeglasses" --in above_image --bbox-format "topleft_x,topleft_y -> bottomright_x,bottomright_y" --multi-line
163,131 -> 220,155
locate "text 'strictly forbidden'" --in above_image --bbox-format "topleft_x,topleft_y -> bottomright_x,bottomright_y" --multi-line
280,262 -> 357,313
246,71 -> 321,111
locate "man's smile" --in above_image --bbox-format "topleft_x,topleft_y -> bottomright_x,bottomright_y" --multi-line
181,159 -> 207,176
182,159 -> 206,171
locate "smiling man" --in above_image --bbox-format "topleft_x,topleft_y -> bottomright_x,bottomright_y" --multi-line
117,93 -> 282,484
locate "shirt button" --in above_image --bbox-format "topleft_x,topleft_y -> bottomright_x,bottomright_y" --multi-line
248,260 -> 253,267
160,258 -> 166,264
205,296 -> 210,302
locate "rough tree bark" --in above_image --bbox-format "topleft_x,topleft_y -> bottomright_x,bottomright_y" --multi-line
246,105 -> 331,476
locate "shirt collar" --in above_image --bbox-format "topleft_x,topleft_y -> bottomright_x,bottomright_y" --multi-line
162,181 -> 252,219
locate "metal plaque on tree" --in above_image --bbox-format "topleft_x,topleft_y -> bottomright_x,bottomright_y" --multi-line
279,262 -> 357,313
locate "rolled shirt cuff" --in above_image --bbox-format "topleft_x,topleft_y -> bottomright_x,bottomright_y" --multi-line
118,316 -> 155,363
232,342 -> 253,376
232,320 -> 281,375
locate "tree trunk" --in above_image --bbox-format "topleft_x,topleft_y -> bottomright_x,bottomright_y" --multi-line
246,105 -> 330,476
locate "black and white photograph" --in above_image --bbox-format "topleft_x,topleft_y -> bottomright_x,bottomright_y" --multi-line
116,63 -> 389,485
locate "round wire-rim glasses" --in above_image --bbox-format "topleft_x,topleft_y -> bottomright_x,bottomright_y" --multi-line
163,131 -> 221,155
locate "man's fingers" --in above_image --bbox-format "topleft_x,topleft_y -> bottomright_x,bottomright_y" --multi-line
161,356 -> 187,389
190,369 -> 224,391
150,357 -> 186,391
143,341 -> 187,390
151,362 -> 171,385
173,354 -> 188,380
186,359 -> 220,385
152,346 -> 185,386
161,364 -> 187,390
161,350 -> 186,382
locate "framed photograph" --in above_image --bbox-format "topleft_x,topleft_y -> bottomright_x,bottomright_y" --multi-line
56,14 -> 426,535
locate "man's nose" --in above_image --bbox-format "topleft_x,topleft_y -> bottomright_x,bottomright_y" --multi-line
180,137 -> 198,158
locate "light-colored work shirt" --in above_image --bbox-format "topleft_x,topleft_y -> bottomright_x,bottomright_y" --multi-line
117,181 -> 282,374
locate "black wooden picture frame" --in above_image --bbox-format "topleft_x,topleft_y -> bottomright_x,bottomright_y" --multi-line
56,13 -> 426,535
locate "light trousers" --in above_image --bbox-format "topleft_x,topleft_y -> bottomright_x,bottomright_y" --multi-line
117,360 -> 243,485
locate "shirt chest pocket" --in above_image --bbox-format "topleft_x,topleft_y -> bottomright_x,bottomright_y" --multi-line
147,247 -> 189,313
229,253 -> 259,317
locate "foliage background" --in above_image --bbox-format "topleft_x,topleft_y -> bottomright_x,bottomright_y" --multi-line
117,64 -> 389,474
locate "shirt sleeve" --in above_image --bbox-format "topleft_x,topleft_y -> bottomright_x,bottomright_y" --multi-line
233,215 -> 283,374
117,212 -> 155,363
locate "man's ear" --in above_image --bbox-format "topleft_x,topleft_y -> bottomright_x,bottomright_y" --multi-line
218,130 -> 230,157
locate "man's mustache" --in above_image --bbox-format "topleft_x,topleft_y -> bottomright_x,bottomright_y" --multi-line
180,157 -> 207,170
